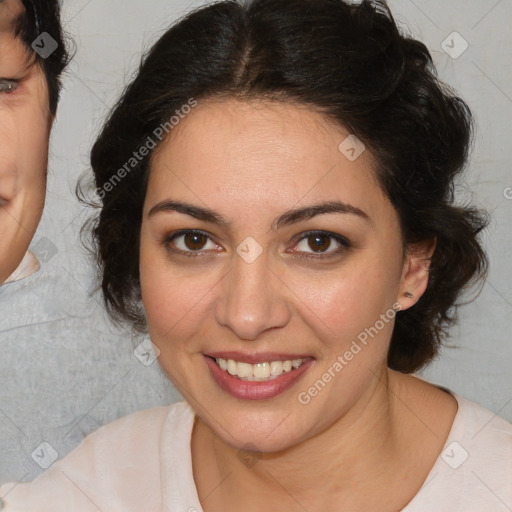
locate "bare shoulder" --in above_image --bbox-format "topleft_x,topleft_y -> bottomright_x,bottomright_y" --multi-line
389,372 -> 512,510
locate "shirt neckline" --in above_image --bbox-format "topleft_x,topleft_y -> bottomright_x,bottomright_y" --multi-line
400,387 -> 467,510
2,251 -> 40,285
163,386 -> 465,511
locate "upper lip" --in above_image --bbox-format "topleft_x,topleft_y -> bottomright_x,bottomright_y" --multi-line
205,351 -> 313,364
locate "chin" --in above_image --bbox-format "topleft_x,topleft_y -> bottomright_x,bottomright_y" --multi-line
198,395 -> 307,450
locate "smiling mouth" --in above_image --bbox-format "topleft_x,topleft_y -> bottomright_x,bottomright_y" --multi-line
210,356 -> 308,382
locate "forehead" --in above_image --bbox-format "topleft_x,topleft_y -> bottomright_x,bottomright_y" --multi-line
152,98 -> 376,182
0,0 -> 35,70
0,0 -> 25,34
147,99 -> 390,222
154,98 -> 365,175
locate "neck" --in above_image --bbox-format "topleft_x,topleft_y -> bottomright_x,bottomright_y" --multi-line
192,367 -> 417,510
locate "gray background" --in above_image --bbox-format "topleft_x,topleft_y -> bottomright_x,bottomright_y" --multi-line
0,0 -> 510,483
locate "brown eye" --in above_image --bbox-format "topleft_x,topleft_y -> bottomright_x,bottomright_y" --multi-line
293,231 -> 352,259
166,230 -> 219,254
307,234 -> 332,252
183,232 -> 208,250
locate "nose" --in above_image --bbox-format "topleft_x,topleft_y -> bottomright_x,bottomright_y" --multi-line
215,249 -> 291,340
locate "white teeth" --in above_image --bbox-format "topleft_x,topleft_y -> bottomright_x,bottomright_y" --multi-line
253,362 -> 270,378
214,357 -> 306,381
270,361 -> 283,376
227,359 -> 237,376
237,362 -> 253,378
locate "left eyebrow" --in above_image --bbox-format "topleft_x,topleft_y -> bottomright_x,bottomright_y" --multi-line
272,200 -> 370,230
147,199 -> 370,229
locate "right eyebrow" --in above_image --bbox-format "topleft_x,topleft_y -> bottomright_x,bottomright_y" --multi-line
148,200 -> 231,227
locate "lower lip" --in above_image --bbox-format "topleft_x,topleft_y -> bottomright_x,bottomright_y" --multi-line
204,356 -> 314,400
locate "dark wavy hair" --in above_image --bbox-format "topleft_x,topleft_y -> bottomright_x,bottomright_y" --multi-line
7,0 -> 71,113
83,0 -> 488,373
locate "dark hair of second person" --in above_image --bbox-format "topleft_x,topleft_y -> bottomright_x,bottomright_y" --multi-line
5,0 -> 69,113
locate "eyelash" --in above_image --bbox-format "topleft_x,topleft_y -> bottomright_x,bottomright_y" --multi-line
161,229 -> 352,260
292,230 -> 352,260
0,79 -> 20,94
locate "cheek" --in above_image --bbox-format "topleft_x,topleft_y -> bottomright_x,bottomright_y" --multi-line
139,233 -> 214,343
0,119 -> 21,199
0,110 -> 50,197
139,252 -> 219,390
287,260 -> 399,347
19,107 -> 51,180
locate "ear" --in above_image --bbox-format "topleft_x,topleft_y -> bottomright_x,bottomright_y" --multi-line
397,238 -> 436,311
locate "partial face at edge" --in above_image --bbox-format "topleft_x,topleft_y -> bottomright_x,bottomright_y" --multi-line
0,0 -> 52,282
139,98 -> 421,452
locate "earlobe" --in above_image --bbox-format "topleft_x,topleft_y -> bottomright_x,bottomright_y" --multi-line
397,238 -> 435,310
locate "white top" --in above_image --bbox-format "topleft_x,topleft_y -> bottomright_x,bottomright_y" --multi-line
2,251 -> 40,284
0,392 -> 511,511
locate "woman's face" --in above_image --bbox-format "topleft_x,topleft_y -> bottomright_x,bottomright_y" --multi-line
0,0 -> 52,282
140,98 -> 413,451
